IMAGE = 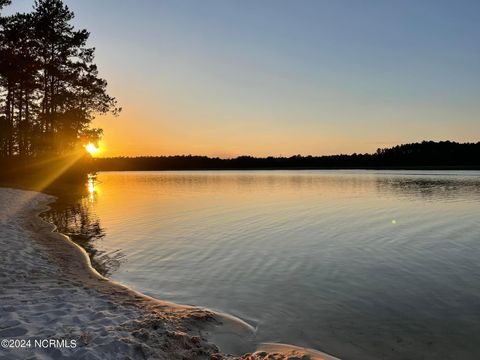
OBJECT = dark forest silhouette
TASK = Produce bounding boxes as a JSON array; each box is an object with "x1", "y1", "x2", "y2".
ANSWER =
[
  {"x1": 0, "y1": 0, "x2": 118, "y2": 159},
  {"x1": 93, "y1": 141, "x2": 480, "y2": 171}
]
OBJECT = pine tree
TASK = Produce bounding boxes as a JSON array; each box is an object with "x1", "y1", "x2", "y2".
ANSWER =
[{"x1": 33, "y1": 0, "x2": 119, "y2": 155}]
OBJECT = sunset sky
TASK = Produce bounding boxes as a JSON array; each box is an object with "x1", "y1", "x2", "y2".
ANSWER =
[{"x1": 9, "y1": 0, "x2": 480, "y2": 157}]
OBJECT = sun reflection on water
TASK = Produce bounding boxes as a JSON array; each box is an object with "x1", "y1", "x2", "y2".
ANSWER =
[{"x1": 87, "y1": 174, "x2": 98, "y2": 202}]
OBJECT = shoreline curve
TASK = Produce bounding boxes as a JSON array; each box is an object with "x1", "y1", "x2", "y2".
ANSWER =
[{"x1": 1, "y1": 187, "x2": 340, "y2": 360}]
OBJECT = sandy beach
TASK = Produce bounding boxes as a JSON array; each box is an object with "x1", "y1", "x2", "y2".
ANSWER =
[{"x1": 0, "y1": 187, "x2": 337, "y2": 360}]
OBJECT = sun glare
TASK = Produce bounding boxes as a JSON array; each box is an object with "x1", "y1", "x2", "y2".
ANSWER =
[{"x1": 85, "y1": 142, "x2": 99, "y2": 155}]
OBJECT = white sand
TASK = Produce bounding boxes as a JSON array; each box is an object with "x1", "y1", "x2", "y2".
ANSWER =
[{"x1": 0, "y1": 187, "x2": 338, "y2": 360}]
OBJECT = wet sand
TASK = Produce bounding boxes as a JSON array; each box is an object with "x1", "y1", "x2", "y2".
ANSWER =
[{"x1": 0, "y1": 187, "x2": 338, "y2": 359}]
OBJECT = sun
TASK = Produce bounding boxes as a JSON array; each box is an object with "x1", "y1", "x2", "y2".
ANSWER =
[{"x1": 85, "y1": 142, "x2": 99, "y2": 156}]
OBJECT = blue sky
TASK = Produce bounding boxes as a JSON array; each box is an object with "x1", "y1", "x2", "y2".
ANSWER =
[{"x1": 7, "y1": 0, "x2": 480, "y2": 156}]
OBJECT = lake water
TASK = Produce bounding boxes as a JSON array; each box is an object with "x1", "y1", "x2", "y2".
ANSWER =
[{"x1": 46, "y1": 170, "x2": 480, "y2": 359}]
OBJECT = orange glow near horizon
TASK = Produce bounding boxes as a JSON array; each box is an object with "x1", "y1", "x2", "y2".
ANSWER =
[{"x1": 91, "y1": 109, "x2": 479, "y2": 159}]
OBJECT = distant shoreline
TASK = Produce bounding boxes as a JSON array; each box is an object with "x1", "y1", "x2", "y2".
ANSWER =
[
  {"x1": 91, "y1": 141, "x2": 480, "y2": 172},
  {"x1": 93, "y1": 165, "x2": 480, "y2": 171},
  {"x1": 1, "y1": 141, "x2": 479, "y2": 177}
]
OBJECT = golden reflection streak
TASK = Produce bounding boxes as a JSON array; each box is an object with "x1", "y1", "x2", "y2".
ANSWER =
[{"x1": 87, "y1": 174, "x2": 98, "y2": 202}]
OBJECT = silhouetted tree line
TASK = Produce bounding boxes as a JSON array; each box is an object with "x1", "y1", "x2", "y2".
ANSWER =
[
  {"x1": 93, "y1": 141, "x2": 480, "y2": 171},
  {"x1": 0, "y1": 0, "x2": 118, "y2": 158}
]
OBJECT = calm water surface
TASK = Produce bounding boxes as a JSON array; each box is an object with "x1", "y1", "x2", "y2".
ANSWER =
[{"x1": 48, "y1": 171, "x2": 480, "y2": 359}]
